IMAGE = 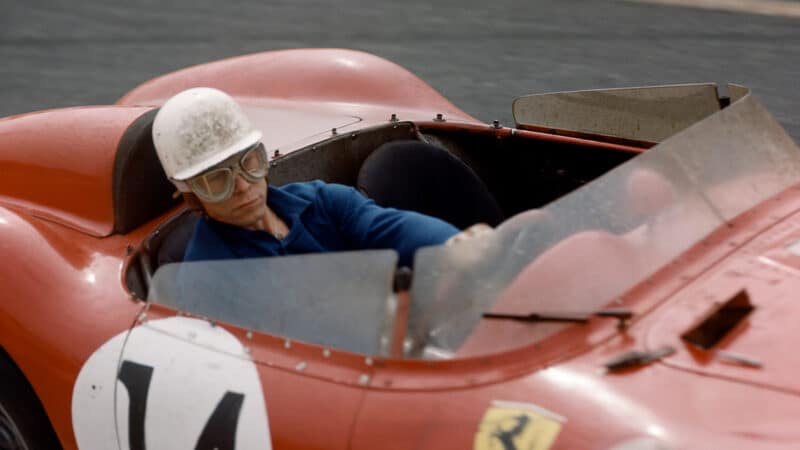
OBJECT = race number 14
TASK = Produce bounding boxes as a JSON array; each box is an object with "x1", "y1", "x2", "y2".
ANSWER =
[{"x1": 118, "y1": 360, "x2": 244, "y2": 450}]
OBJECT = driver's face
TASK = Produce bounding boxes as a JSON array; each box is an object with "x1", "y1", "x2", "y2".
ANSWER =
[{"x1": 201, "y1": 174, "x2": 268, "y2": 229}]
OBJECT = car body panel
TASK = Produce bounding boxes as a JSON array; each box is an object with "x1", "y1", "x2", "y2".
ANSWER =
[
  {"x1": 118, "y1": 48, "x2": 480, "y2": 158},
  {"x1": 134, "y1": 305, "x2": 373, "y2": 450},
  {"x1": 353, "y1": 188, "x2": 800, "y2": 450},
  {"x1": 239, "y1": 101, "x2": 362, "y2": 156},
  {"x1": 0, "y1": 204, "x2": 152, "y2": 448},
  {"x1": 0, "y1": 106, "x2": 152, "y2": 236},
  {"x1": 646, "y1": 205, "x2": 800, "y2": 394},
  {"x1": 118, "y1": 48, "x2": 475, "y2": 117},
  {"x1": 2, "y1": 48, "x2": 800, "y2": 449}
]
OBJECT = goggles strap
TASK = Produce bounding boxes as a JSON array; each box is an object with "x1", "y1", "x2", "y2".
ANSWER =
[{"x1": 170, "y1": 179, "x2": 192, "y2": 193}]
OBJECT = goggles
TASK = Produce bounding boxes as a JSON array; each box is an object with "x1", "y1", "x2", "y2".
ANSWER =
[{"x1": 184, "y1": 143, "x2": 269, "y2": 203}]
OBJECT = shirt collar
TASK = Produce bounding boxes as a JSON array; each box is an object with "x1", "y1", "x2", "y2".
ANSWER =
[{"x1": 266, "y1": 184, "x2": 312, "y2": 222}]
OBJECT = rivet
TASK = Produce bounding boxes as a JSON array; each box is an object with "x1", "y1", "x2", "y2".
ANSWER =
[
  {"x1": 284, "y1": 340, "x2": 292, "y2": 349},
  {"x1": 364, "y1": 357, "x2": 374, "y2": 366},
  {"x1": 358, "y1": 374, "x2": 370, "y2": 385},
  {"x1": 136, "y1": 312, "x2": 147, "y2": 323},
  {"x1": 492, "y1": 120, "x2": 501, "y2": 129},
  {"x1": 296, "y1": 361, "x2": 307, "y2": 372},
  {"x1": 434, "y1": 113, "x2": 445, "y2": 122},
  {"x1": 246, "y1": 330, "x2": 253, "y2": 340},
  {"x1": 323, "y1": 349, "x2": 331, "y2": 358},
  {"x1": 390, "y1": 113, "x2": 398, "y2": 122},
  {"x1": 331, "y1": 128, "x2": 338, "y2": 135},
  {"x1": 273, "y1": 149, "x2": 281, "y2": 158}
]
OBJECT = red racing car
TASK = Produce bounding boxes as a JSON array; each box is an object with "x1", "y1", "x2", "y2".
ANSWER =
[{"x1": 2, "y1": 48, "x2": 800, "y2": 450}]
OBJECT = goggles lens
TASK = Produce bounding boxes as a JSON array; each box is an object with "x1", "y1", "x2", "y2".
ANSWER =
[{"x1": 188, "y1": 143, "x2": 268, "y2": 203}]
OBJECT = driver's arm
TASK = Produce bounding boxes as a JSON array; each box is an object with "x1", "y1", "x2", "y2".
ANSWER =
[{"x1": 318, "y1": 183, "x2": 459, "y2": 266}]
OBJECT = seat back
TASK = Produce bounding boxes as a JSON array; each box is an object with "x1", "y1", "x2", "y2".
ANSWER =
[
  {"x1": 357, "y1": 140, "x2": 504, "y2": 229},
  {"x1": 112, "y1": 109, "x2": 180, "y2": 234}
]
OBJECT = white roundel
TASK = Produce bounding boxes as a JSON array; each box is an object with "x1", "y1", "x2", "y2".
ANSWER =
[{"x1": 72, "y1": 316, "x2": 271, "y2": 450}]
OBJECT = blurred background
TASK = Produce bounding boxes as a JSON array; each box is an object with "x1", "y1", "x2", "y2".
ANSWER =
[{"x1": 2, "y1": 0, "x2": 798, "y2": 140}]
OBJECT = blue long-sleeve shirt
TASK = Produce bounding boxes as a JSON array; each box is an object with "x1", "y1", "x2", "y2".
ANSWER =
[{"x1": 184, "y1": 180, "x2": 459, "y2": 267}]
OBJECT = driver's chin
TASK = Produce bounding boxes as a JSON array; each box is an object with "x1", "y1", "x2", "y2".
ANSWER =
[
  {"x1": 204, "y1": 179, "x2": 267, "y2": 228},
  {"x1": 232, "y1": 202, "x2": 267, "y2": 229}
]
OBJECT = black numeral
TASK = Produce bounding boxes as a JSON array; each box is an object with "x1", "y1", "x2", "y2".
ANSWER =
[
  {"x1": 118, "y1": 361, "x2": 153, "y2": 450},
  {"x1": 117, "y1": 359, "x2": 244, "y2": 450},
  {"x1": 195, "y1": 392, "x2": 245, "y2": 450}
]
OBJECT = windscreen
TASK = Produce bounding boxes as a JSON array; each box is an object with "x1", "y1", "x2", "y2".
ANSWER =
[
  {"x1": 512, "y1": 83, "x2": 722, "y2": 142},
  {"x1": 148, "y1": 250, "x2": 398, "y2": 355},
  {"x1": 408, "y1": 91, "x2": 800, "y2": 358}
]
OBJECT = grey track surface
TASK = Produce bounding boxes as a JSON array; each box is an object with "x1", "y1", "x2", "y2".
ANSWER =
[{"x1": 2, "y1": 0, "x2": 799, "y2": 140}]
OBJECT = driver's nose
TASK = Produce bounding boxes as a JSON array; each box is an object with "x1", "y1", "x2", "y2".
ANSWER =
[{"x1": 233, "y1": 173, "x2": 250, "y2": 195}]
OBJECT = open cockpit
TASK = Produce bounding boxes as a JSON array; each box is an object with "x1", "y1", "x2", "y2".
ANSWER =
[{"x1": 124, "y1": 113, "x2": 641, "y2": 299}]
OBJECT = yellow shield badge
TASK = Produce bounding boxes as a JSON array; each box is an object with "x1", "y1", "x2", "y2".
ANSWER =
[{"x1": 475, "y1": 400, "x2": 565, "y2": 450}]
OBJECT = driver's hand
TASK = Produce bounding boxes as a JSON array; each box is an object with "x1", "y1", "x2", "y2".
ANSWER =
[{"x1": 445, "y1": 223, "x2": 494, "y2": 246}]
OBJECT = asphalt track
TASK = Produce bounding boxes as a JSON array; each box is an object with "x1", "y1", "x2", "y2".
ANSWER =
[{"x1": 2, "y1": 0, "x2": 799, "y2": 141}]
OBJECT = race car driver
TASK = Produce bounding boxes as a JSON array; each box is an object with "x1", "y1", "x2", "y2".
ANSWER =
[{"x1": 151, "y1": 87, "x2": 474, "y2": 267}]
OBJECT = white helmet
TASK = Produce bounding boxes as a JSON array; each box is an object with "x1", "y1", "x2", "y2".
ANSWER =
[{"x1": 152, "y1": 87, "x2": 262, "y2": 190}]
